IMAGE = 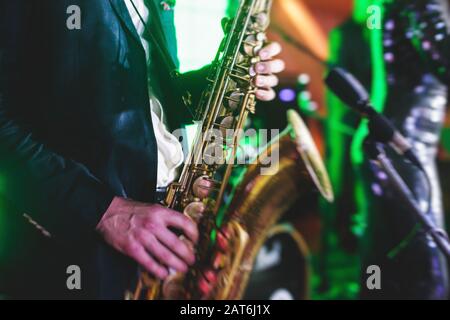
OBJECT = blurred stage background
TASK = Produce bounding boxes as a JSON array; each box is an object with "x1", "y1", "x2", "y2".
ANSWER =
[{"x1": 173, "y1": 0, "x2": 450, "y2": 299}]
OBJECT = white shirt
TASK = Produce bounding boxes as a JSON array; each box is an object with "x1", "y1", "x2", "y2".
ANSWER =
[{"x1": 125, "y1": 0, "x2": 184, "y2": 188}]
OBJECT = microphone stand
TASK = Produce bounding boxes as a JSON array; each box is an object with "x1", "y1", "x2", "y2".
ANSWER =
[{"x1": 364, "y1": 140, "x2": 450, "y2": 260}]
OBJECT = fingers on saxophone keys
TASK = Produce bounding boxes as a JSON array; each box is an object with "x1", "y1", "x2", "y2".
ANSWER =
[
  {"x1": 136, "y1": 230, "x2": 188, "y2": 273},
  {"x1": 154, "y1": 227, "x2": 196, "y2": 266},
  {"x1": 258, "y1": 41, "x2": 282, "y2": 60},
  {"x1": 164, "y1": 212, "x2": 199, "y2": 245},
  {"x1": 254, "y1": 59, "x2": 285, "y2": 75},
  {"x1": 256, "y1": 88, "x2": 276, "y2": 101},
  {"x1": 253, "y1": 74, "x2": 279, "y2": 88},
  {"x1": 126, "y1": 241, "x2": 169, "y2": 279}
]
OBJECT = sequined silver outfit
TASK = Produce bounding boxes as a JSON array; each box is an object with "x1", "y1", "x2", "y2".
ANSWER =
[{"x1": 361, "y1": 0, "x2": 449, "y2": 299}]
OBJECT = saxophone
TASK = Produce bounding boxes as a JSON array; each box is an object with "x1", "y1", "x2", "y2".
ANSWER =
[{"x1": 128, "y1": 0, "x2": 333, "y2": 300}]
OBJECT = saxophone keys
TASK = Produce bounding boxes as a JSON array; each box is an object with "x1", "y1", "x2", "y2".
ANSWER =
[
  {"x1": 253, "y1": 12, "x2": 270, "y2": 30},
  {"x1": 216, "y1": 230, "x2": 229, "y2": 252},
  {"x1": 192, "y1": 176, "x2": 213, "y2": 199},
  {"x1": 229, "y1": 72, "x2": 252, "y2": 83},
  {"x1": 242, "y1": 40, "x2": 257, "y2": 56},
  {"x1": 203, "y1": 269, "x2": 218, "y2": 284},
  {"x1": 183, "y1": 202, "x2": 205, "y2": 222},
  {"x1": 217, "y1": 224, "x2": 232, "y2": 251},
  {"x1": 197, "y1": 269, "x2": 220, "y2": 298},
  {"x1": 161, "y1": 273, "x2": 186, "y2": 300},
  {"x1": 218, "y1": 116, "x2": 236, "y2": 140},
  {"x1": 250, "y1": 55, "x2": 262, "y2": 65},
  {"x1": 246, "y1": 100, "x2": 257, "y2": 114},
  {"x1": 203, "y1": 142, "x2": 227, "y2": 166},
  {"x1": 249, "y1": 65, "x2": 257, "y2": 77},
  {"x1": 252, "y1": 33, "x2": 266, "y2": 56},
  {"x1": 224, "y1": 91, "x2": 243, "y2": 111},
  {"x1": 198, "y1": 276, "x2": 213, "y2": 298},
  {"x1": 212, "y1": 252, "x2": 226, "y2": 270},
  {"x1": 255, "y1": 32, "x2": 267, "y2": 42},
  {"x1": 242, "y1": 33, "x2": 265, "y2": 57}
]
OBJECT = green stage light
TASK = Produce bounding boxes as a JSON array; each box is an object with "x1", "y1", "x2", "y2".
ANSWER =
[
  {"x1": 175, "y1": 0, "x2": 228, "y2": 73},
  {"x1": 350, "y1": 0, "x2": 387, "y2": 238},
  {"x1": 351, "y1": 0, "x2": 387, "y2": 165}
]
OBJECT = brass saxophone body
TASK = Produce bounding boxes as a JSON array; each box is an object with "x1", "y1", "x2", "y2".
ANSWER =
[
  {"x1": 222, "y1": 110, "x2": 334, "y2": 299},
  {"x1": 129, "y1": 0, "x2": 333, "y2": 300}
]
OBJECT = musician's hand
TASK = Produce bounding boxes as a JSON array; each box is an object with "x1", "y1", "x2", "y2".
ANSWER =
[
  {"x1": 97, "y1": 197, "x2": 199, "y2": 280},
  {"x1": 252, "y1": 42, "x2": 285, "y2": 101}
]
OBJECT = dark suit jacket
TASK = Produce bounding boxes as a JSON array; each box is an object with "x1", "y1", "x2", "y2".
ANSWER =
[{"x1": 0, "y1": 0, "x2": 206, "y2": 299}]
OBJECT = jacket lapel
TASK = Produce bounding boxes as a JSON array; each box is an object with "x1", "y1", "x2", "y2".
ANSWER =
[
  {"x1": 108, "y1": 0, "x2": 188, "y2": 106},
  {"x1": 108, "y1": 0, "x2": 143, "y2": 49},
  {"x1": 109, "y1": 0, "x2": 177, "y2": 72}
]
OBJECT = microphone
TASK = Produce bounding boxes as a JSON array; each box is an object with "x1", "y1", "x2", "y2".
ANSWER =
[{"x1": 325, "y1": 67, "x2": 423, "y2": 169}]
